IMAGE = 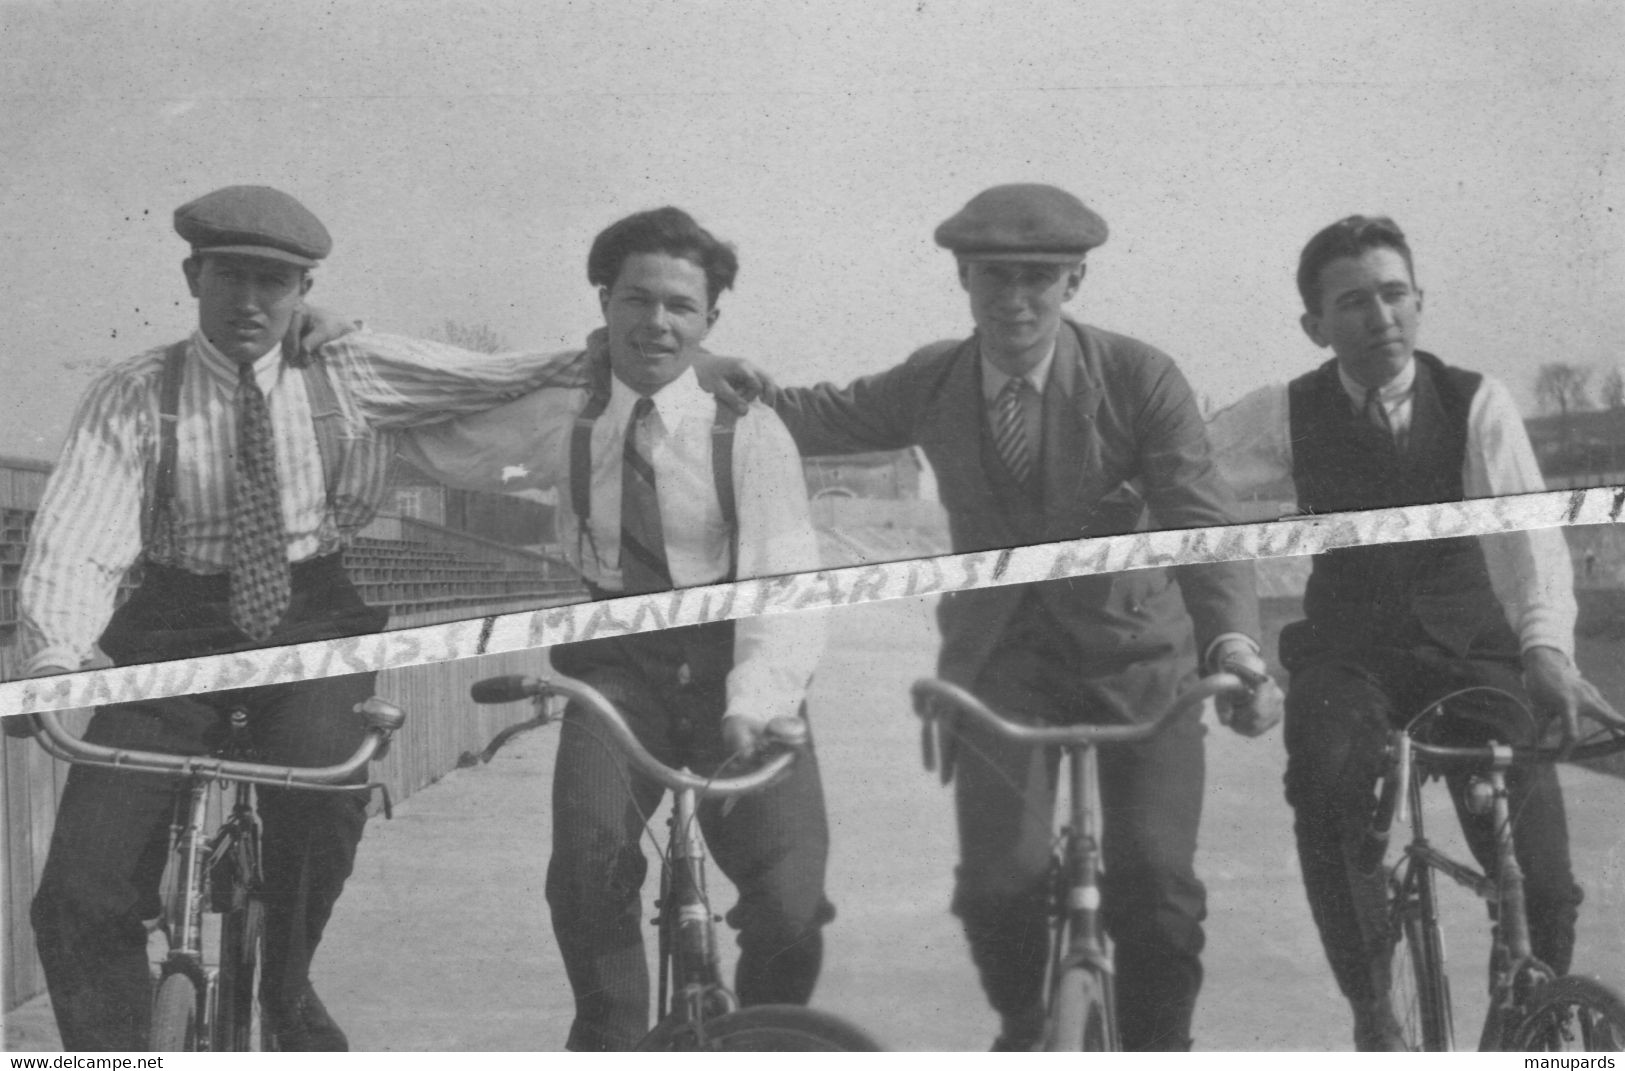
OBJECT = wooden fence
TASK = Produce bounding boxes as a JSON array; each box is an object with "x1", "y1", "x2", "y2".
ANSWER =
[{"x1": 2, "y1": 607, "x2": 564, "y2": 1013}]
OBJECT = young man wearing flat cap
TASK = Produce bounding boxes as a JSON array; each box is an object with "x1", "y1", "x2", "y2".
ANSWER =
[
  {"x1": 15, "y1": 184, "x2": 585, "y2": 1050},
  {"x1": 1209, "y1": 214, "x2": 1622, "y2": 1050},
  {"x1": 712, "y1": 183, "x2": 1284, "y2": 1051}
]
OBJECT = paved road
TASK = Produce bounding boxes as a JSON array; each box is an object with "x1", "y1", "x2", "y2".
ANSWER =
[{"x1": 8, "y1": 596, "x2": 1625, "y2": 1050}]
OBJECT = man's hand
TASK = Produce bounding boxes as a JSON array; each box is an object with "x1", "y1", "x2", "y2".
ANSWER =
[
  {"x1": 693, "y1": 353, "x2": 774, "y2": 415},
  {"x1": 721, "y1": 712, "x2": 767, "y2": 760},
  {"x1": 1523, "y1": 645, "x2": 1624, "y2": 753},
  {"x1": 1211, "y1": 640, "x2": 1284, "y2": 738},
  {"x1": 291, "y1": 305, "x2": 361, "y2": 358}
]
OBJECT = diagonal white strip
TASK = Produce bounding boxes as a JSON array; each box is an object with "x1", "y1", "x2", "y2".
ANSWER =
[{"x1": 2, "y1": 484, "x2": 1621, "y2": 720}]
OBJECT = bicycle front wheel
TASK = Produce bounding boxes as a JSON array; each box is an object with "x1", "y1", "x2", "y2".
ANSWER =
[
  {"x1": 1390, "y1": 861, "x2": 1453, "y2": 1051},
  {"x1": 638, "y1": 1005, "x2": 882, "y2": 1051},
  {"x1": 1044, "y1": 964, "x2": 1112, "y2": 1051},
  {"x1": 1509, "y1": 975, "x2": 1625, "y2": 1051},
  {"x1": 216, "y1": 898, "x2": 265, "y2": 1051},
  {"x1": 150, "y1": 972, "x2": 199, "y2": 1051}
]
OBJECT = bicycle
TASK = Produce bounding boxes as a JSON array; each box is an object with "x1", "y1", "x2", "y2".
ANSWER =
[
  {"x1": 909, "y1": 671, "x2": 1252, "y2": 1052},
  {"x1": 468, "y1": 672, "x2": 882, "y2": 1051},
  {"x1": 22, "y1": 697, "x2": 404, "y2": 1051},
  {"x1": 1367, "y1": 688, "x2": 1625, "y2": 1051}
]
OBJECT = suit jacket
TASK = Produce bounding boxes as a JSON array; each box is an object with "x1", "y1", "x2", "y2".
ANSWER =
[{"x1": 769, "y1": 318, "x2": 1258, "y2": 723}]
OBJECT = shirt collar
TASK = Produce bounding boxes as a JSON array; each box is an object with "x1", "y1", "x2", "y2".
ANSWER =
[
  {"x1": 980, "y1": 339, "x2": 1057, "y2": 403},
  {"x1": 606, "y1": 362, "x2": 711, "y2": 429},
  {"x1": 192, "y1": 329, "x2": 288, "y2": 393},
  {"x1": 1337, "y1": 356, "x2": 1415, "y2": 408}
]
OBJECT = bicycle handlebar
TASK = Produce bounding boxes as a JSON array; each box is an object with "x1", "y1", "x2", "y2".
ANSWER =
[
  {"x1": 911, "y1": 672, "x2": 1252, "y2": 750},
  {"x1": 1405, "y1": 731, "x2": 1625, "y2": 770},
  {"x1": 469, "y1": 674, "x2": 799, "y2": 798},
  {"x1": 27, "y1": 697, "x2": 405, "y2": 789}
]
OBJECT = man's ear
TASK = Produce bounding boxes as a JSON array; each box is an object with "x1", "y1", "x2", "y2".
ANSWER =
[
  {"x1": 705, "y1": 305, "x2": 721, "y2": 333},
  {"x1": 299, "y1": 273, "x2": 314, "y2": 300},
  {"x1": 598, "y1": 286, "x2": 610, "y2": 321},
  {"x1": 1300, "y1": 310, "x2": 1328, "y2": 349},
  {"x1": 1064, "y1": 261, "x2": 1086, "y2": 299},
  {"x1": 956, "y1": 260, "x2": 971, "y2": 291},
  {"x1": 183, "y1": 257, "x2": 203, "y2": 298}
]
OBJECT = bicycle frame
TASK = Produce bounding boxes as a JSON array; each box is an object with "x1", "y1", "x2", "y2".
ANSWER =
[
  {"x1": 656, "y1": 782, "x2": 739, "y2": 1029},
  {"x1": 1048, "y1": 740, "x2": 1119, "y2": 1050},
  {"x1": 1379, "y1": 714, "x2": 1625, "y2": 1052}
]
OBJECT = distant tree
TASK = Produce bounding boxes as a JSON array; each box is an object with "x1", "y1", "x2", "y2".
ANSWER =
[
  {"x1": 1533, "y1": 362, "x2": 1592, "y2": 417},
  {"x1": 426, "y1": 319, "x2": 508, "y2": 354},
  {"x1": 1600, "y1": 365, "x2": 1625, "y2": 411}
]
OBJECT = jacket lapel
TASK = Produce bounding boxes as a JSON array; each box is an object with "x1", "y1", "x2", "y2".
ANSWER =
[{"x1": 1040, "y1": 322, "x2": 1103, "y2": 535}]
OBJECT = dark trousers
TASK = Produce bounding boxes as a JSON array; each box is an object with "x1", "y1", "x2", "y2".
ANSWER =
[
  {"x1": 31, "y1": 557, "x2": 384, "y2": 1051},
  {"x1": 1283, "y1": 647, "x2": 1580, "y2": 1005},
  {"x1": 546, "y1": 631, "x2": 833, "y2": 1052},
  {"x1": 953, "y1": 601, "x2": 1208, "y2": 1052}
]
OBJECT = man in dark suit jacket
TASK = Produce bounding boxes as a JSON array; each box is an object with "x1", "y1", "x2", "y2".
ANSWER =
[{"x1": 732, "y1": 184, "x2": 1283, "y2": 1050}]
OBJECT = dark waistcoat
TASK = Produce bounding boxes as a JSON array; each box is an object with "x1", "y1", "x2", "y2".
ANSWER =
[{"x1": 1286, "y1": 351, "x2": 1519, "y2": 662}]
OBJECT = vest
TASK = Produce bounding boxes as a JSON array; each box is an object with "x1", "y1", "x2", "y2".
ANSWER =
[{"x1": 1284, "y1": 351, "x2": 1519, "y2": 662}]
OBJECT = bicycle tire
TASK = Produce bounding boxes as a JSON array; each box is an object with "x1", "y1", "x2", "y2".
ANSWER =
[
  {"x1": 1044, "y1": 964, "x2": 1111, "y2": 1051},
  {"x1": 1389, "y1": 861, "x2": 1453, "y2": 1051},
  {"x1": 217, "y1": 897, "x2": 264, "y2": 1051},
  {"x1": 150, "y1": 972, "x2": 199, "y2": 1051},
  {"x1": 1509, "y1": 975, "x2": 1625, "y2": 1051},
  {"x1": 637, "y1": 1004, "x2": 882, "y2": 1051}
]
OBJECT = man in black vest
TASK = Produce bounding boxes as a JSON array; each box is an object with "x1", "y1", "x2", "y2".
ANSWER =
[{"x1": 1210, "y1": 215, "x2": 1621, "y2": 1049}]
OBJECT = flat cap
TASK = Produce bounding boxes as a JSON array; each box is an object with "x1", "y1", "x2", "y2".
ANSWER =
[
  {"x1": 174, "y1": 185, "x2": 331, "y2": 268},
  {"x1": 934, "y1": 183, "x2": 1107, "y2": 262}
]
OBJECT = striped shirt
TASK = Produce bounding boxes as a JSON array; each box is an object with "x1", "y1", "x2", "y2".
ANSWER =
[
  {"x1": 400, "y1": 332, "x2": 826, "y2": 727},
  {"x1": 21, "y1": 329, "x2": 578, "y2": 672}
]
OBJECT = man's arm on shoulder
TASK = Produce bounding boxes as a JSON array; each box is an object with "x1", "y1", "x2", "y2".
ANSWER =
[
  {"x1": 722, "y1": 405, "x2": 827, "y2": 747},
  {"x1": 319, "y1": 328, "x2": 591, "y2": 429},
  {"x1": 19, "y1": 370, "x2": 150, "y2": 673},
  {"x1": 1466, "y1": 376, "x2": 1621, "y2": 738},
  {"x1": 752, "y1": 344, "x2": 954, "y2": 456}
]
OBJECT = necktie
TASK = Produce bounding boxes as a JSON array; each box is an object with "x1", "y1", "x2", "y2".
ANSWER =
[
  {"x1": 992, "y1": 377, "x2": 1035, "y2": 488},
  {"x1": 619, "y1": 396, "x2": 673, "y2": 594},
  {"x1": 1363, "y1": 385, "x2": 1396, "y2": 443},
  {"x1": 229, "y1": 362, "x2": 291, "y2": 641}
]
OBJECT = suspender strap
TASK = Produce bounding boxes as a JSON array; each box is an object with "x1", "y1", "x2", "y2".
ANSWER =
[
  {"x1": 146, "y1": 340, "x2": 190, "y2": 550},
  {"x1": 299, "y1": 358, "x2": 343, "y2": 509},
  {"x1": 567, "y1": 384, "x2": 743, "y2": 585},
  {"x1": 711, "y1": 401, "x2": 740, "y2": 580}
]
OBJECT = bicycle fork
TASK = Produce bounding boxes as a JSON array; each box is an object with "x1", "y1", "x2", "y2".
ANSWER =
[
  {"x1": 660, "y1": 786, "x2": 736, "y2": 1026},
  {"x1": 1052, "y1": 744, "x2": 1120, "y2": 1050}
]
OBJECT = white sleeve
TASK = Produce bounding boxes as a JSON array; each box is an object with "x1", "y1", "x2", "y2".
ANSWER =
[
  {"x1": 397, "y1": 387, "x2": 577, "y2": 499},
  {"x1": 725, "y1": 406, "x2": 825, "y2": 725},
  {"x1": 1464, "y1": 376, "x2": 1576, "y2": 657},
  {"x1": 1205, "y1": 383, "x2": 1296, "y2": 505}
]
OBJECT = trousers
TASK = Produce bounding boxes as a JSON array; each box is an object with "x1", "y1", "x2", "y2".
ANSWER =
[
  {"x1": 1282, "y1": 645, "x2": 1580, "y2": 1005},
  {"x1": 31, "y1": 557, "x2": 384, "y2": 1051},
  {"x1": 952, "y1": 596, "x2": 1208, "y2": 1052},
  {"x1": 545, "y1": 626, "x2": 833, "y2": 1051}
]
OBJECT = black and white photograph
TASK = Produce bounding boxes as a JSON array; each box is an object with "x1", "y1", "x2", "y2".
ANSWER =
[{"x1": 3, "y1": 0, "x2": 1624, "y2": 1054}]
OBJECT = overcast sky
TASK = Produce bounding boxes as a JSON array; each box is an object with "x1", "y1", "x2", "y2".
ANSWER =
[{"x1": 3, "y1": 0, "x2": 1621, "y2": 461}]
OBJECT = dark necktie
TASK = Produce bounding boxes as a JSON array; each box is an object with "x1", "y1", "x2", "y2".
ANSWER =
[
  {"x1": 229, "y1": 362, "x2": 291, "y2": 641},
  {"x1": 619, "y1": 396, "x2": 673, "y2": 594},
  {"x1": 992, "y1": 377, "x2": 1035, "y2": 488}
]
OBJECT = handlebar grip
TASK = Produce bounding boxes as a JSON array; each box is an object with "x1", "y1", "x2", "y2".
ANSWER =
[
  {"x1": 355, "y1": 696, "x2": 405, "y2": 734},
  {"x1": 470, "y1": 675, "x2": 543, "y2": 704},
  {"x1": 762, "y1": 715, "x2": 809, "y2": 752}
]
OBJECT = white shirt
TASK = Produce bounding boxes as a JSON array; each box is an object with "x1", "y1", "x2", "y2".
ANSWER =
[
  {"x1": 400, "y1": 346, "x2": 825, "y2": 727},
  {"x1": 1207, "y1": 360, "x2": 1576, "y2": 657}
]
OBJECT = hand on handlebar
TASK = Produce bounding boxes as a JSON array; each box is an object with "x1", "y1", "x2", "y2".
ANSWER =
[
  {"x1": 1213, "y1": 646, "x2": 1284, "y2": 738},
  {"x1": 721, "y1": 713, "x2": 808, "y2": 763},
  {"x1": 1523, "y1": 645, "x2": 1625, "y2": 757}
]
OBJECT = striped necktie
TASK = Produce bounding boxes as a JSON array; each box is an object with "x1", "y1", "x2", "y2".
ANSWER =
[
  {"x1": 992, "y1": 377, "x2": 1035, "y2": 488},
  {"x1": 620, "y1": 396, "x2": 673, "y2": 594},
  {"x1": 228, "y1": 362, "x2": 291, "y2": 641},
  {"x1": 1363, "y1": 385, "x2": 1397, "y2": 444}
]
